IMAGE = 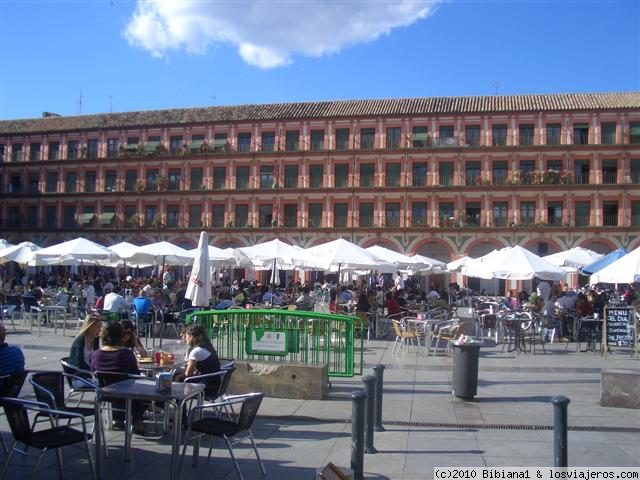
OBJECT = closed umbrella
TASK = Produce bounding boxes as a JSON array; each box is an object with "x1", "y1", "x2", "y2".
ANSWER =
[{"x1": 185, "y1": 231, "x2": 212, "y2": 308}]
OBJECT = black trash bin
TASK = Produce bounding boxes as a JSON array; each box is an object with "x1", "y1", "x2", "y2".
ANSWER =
[{"x1": 452, "y1": 341, "x2": 482, "y2": 400}]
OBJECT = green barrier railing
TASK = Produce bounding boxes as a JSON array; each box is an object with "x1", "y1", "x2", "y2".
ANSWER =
[{"x1": 186, "y1": 309, "x2": 364, "y2": 377}]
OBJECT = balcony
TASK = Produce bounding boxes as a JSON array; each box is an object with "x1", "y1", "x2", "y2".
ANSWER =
[
  {"x1": 574, "y1": 215, "x2": 590, "y2": 227},
  {"x1": 360, "y1": 138, "x2": 375, "y2": 150},
  {"x1": 465, "y1": 173, "x2": 481, "y2": 186},
  {"x1": 438, "y1": 174, "x2": 454, "y2": 186},
  {"x1": 335, "y1": 176, "x2": 349, "y2": 188},
  {"x1": 283, "y1": 216, "x2": 297, "y2": 227},
  {"x1": 309, "y1": 177, "x2": 323, "y2": 188},
  {"x1": 335, "y1": 139, "x2": 350, "y2": 150},
  {"x1": 283, "y1": 177, "x2": 298, "y2": 189},
  {"x1": 492, "y1": 217, "x2": 509, "y2": 227},
  {"x1": 285, "y1": 141, "x2": 299, "y2": 152},
  {"x1": 386, "y1": 138, "x2": 401, "y2": 149},
  {"x1": 432, "y1": 137, "x2": 460, "y2": 148},
  {"x1": 492, "y1": 175, "x2": 508, "y2": 186},
  {"x1": 385, "y1": 218, "x2": 400, "y2": 228},
  {"x1": 574, "y1": 173, "x2": 589, "y2": 185},
  {"x1": 385, "y1": 175, "x2": 400, "y2": 187},
  {"x1": 360, "y1": 217, "x2": 374, "y2": 228},
  {"x1": 603, "y1": 214, "x2": 618, "y2": 227},
  {"x1": 411, "y1": 219, "x2": 428, "y2": 227},
  {"x1": 412, "y1": 177, "x2": 428, "y2": 187},
  {"x1": 360, "y1": 176, "x2": 374, "y2": 188},
  {"x1": 547, "y1": 217, "x2": 564, "y2": 227},
  {"x1": 308, "y1": 218, "x2": 322, "y2": 228},
  {"x1": 334, "y1": 217, "x2": 348, "y2": 228},
  {"x1": 602, "y1": 172, "x2": 618, "y2": 184}
]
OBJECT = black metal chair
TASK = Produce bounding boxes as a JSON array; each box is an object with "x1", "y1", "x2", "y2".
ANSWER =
[
  {"x1": 0, "y1": 397, "x2": 96, "y2": 480},
  {"x1": 29, "y1": 371, "x2": 97, "y2": 425},
  {"x1": 60, "y1": 356, "x2": 95, "y2": 406},
  {"x1": 0, "y1": 370, "x2": 28, "y2": 454},
  {"x1": 181, "y1": 392, "x2": 266, "y2": 480}
]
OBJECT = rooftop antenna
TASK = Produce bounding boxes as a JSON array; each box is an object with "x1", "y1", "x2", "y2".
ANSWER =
[
  {"x1": 76, "y1": 88, "x2": 83, "y2": 115},
  {"x1": 492, "y1": 81, "x2": 500, "y2": 96}
]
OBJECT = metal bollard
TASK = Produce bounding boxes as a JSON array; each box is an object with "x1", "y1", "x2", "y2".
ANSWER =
[
  {"x1": 551, "y1": 395, "x2": 570, "y2": 467},
  {"x1": 372, "y1": 364, "x2": 386, "y2": 432},
  {"x1": 351, "y1": 390, "x2": 366, "y2": 480},
  {"x1": 362, "y1": 375, "x2": 377, "y2": 454}
]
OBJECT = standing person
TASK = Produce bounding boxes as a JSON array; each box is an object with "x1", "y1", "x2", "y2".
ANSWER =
[
  {"x1": 394, "y1": 272, "x2": 405, "y2": 292},
  {"x1": 0, "y1": 324, "x2": 25, "y2": 375},
  {"x1": 69, "y1": 314, "x2": 102, "y2": 372},
  {"x1": 91, "y1": 321, "x2": 147, "y2": 434}
]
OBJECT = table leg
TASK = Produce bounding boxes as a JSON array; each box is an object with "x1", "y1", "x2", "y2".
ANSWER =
[
  {"x1": 124, "y1": 399, "x2": 132, "y2": 462},
  {"x1": 95, "y1": 394, "x2": 103, "y2": 479}
]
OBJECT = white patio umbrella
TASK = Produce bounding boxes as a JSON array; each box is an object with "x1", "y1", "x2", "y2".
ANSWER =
[
  {"x1": 34, "y1": 237, "x2": 115, "y2": 265},
  {"x1": 300, "y1": 239, "x2": 383, "y2": 277},
  {"x1": 543, "y1": 247, "x2": 603, "y2": 270},
  {"x1": 187, "y1": 245, "x2": 236, "y2": 266},
  {"x1": 235, "y1": 239, "x2": 307, "y2": 286},
  {"x1": 0, "y1": 241, "x2": 40, "y2": 265},
  {"x1": 590, "y1": 246, "x2": 640, "y2": 284},
  {"x1": 0, "y1": 239, "x2": 14, "y2": 251},
  {"x1": 464, "y1": 245, "x2": 566, "y2": 281},
  {"x1": 104, "y1": 241, "x2": 153, "y2": 268},
  {"x1": 366, "y1": 245, "x2": 431, "y2": 272},
  {"x1": 409, "y1": 254, "x2": 447, "y2": 273},
  {"x1": 127, "y1": 241, "x2": 192, "y2": 270},
  {"x1": 185, "y1": 231, "x2": 212, "y2": 307},
  {"x1": 446, "y1": 255, "x2": 474, "y2": 273}
]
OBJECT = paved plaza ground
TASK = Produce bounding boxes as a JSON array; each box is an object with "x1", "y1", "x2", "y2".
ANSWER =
[{"x1": 1, "y1": 322, "x2": 639, "y2": 479}]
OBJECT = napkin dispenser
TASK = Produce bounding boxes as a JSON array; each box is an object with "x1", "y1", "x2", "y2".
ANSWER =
[{"x1": 156, "y1": 372, "x2": 172, "y2": 393}]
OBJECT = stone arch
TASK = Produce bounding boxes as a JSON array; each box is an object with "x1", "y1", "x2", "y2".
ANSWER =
[
  {"x1": 411, "y1": 238, "x2": 454, "y2": 263},
  {"x1": 361, "y1": 237, "x2": 403, "y2": 251},
  {"x1": 127, "y1": 235, "x2": 154, "y2": 246},
  {"x1": 465, "y1": 238, "x2": 506, "y2": 257},
  {"x1": 172, "y1": 237, "x2": 197, "y2": 249},
  {"x1": 578, "y1": 237, "x2": 617, "y2": 254},
  {"x1": 214, "y1": 238, "x2": 245, "y2": 249},
  {"x1": 522, "y1": 237, "x2": 563, "y2": 256}
]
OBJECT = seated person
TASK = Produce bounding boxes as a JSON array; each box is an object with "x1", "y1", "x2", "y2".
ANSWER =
[
  {"x1": 262, "y1": 287, "x2": 283, "y2": 306},
  {"x1": 133, "y1": 289, "x2": 153, "y2": 327},
  {"x1": 386, "y1": 292, "x2": 402, "y2": 321},
  {"x1": 295, "y1": 286, "x2": 315, "y2": 311},
  {"x1": 0, "y1": 324, "x2": 25, "y2": 375},
  {"x1": 103, "y1": 287, "x2": 127, "y2": 313},
  {"x1": 214, "y1": 292, "x2": 235, "y2": 310},
  {"x1": 69, "y1": 314, "x2": 102, "y2": 373},
  {"x1": 91, "y1": 321, "x2": 147, "y2": 434},
  {"x1": 173, "y1": 325, "x2": 221, "y2": 391},
  {"x1": 120, "y1": 319, "x2": 147, "y2": 356}
]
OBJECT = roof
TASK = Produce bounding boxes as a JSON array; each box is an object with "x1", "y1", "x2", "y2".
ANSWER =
[{"x1": 1, "y1": 92, "x2": 639, "y2": 136}]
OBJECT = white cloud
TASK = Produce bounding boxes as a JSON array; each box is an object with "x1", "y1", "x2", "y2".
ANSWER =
[{"x1": 123, "y1": 0, "x2": 439, "y2": 69}]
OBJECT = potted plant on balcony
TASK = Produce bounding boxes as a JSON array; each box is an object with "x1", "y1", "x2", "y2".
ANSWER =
[
  {"x1": 135, "y1": 180, "x2": 145, "y2": 193},
  {"x1": 127, "y1": 213, "x2": 141, "y2": 227},
  {"x1": 151, "y1": 214, "x2": 164, "y2": 229},
  {"x1": 154, "y1": 175, "x2": 167, "y2": 191}
]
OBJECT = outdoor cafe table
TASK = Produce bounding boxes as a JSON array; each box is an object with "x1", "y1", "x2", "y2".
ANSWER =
[{"x1": 95, "y1": 378, "x2": 205, "y2": 480}]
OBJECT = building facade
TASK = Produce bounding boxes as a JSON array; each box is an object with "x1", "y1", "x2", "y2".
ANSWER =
[{"x1": 1, "y1": 92, "x2": 639, "y2": 265}]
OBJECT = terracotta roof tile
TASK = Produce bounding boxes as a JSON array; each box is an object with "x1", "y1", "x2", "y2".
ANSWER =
[{"x1": 1, "y1": 92, "x2": 639, "y2": 135}]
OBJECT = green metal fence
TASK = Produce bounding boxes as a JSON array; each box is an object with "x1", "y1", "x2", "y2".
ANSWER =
[{"x1": 187, "y1": 309, "x2": 363, "y2": 377}]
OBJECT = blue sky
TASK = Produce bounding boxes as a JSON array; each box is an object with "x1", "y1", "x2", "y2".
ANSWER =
[{"x1": 1, "y1": 0, "x2": 638, "y2": 120}]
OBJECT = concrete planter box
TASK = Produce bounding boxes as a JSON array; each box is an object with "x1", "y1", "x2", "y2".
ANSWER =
[
  {"x1": 228, "y1": 361, "x2": 328, "y2": 400},
  {"x1": 600, "y1": 369, "x2": 640, "y2": 409}
]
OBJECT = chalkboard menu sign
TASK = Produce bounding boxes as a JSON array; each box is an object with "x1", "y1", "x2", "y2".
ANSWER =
[{"x1": 603, "y1": 307, "x2": 635, "y2": 350}]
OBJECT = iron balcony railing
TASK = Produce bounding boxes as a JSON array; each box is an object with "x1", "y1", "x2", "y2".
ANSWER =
[
  {"x1": 335, "y1": 176, "x2": 349, "y2": 188},
  {"x1": 603, "y1": 214, "x2": 618, "y2": 227},
  {"x1": 188, "y1": 309, "x2": 362, "y2": 377},
  {"x1": 573, "y1": 215, "x2": 590, "y2": 227},
  {"x1": 385, "y1": 175, "x2": 401, "y2": 187},
  {"x1": 283, "y1": 177, "x2": 298, "y2": 189},
  {"x1": 360, "y1": 176, "x2": 374, "y2": 188},
  {"x1": 602, "y1": 172, "x2": 618, "y2": 184},
  {"x1": 439, "y1": 174, "x2": 454, "y2": 186},
  {"x1": 334, "y1": 217, "x2": 348, "y2": 228}
]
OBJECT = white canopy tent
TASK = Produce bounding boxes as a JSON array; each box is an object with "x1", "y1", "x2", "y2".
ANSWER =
[
  {"x1": 464, "y1": 245, "x2": 566, "y2": 281},
  {"x1": 446, "y1": 255, "x2": 474, "y2": 273},
  {"x1": 589, "y1": 246, "x2": 640, "y2": 284}
]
